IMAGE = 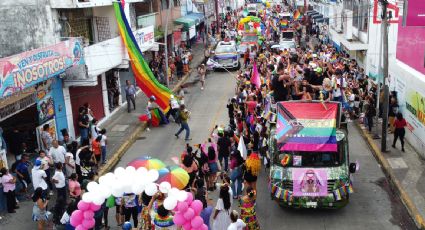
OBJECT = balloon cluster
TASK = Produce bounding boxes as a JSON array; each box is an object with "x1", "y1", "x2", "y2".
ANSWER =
[
  {"x1": 70, "y1": 201, "x2": 100, "y2": 230},
  {"x1": 70, "y1": 166, "x2": 188, "y2": 229},
  {"x1": 173, "y1": 192, "x2": 207, "y2": 230}
]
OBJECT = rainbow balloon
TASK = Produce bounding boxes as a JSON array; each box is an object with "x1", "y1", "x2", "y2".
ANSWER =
[{"x1": 113, "y1": 2, "x2": 172, "y2": 112}]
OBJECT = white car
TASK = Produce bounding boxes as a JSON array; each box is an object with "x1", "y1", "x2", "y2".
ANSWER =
[{"x1": 207, "y1": 41, "x2": 240, "y2": 70}]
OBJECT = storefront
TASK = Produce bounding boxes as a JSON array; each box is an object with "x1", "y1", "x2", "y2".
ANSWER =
[
  {"x1": 174, "y1": 13, "x2": 205, "y2": 47},
  {"x1": 0, "y1": 38, "x2": 85, "y2": 152}
]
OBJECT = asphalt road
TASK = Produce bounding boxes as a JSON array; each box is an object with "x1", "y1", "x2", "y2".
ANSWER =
[{"x1": 115, "y1": 70, "x2": 417, "y2": 230}]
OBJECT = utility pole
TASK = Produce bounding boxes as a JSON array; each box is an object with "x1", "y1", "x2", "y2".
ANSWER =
[
  {"x1": 215, "y1": 0, "x2": 219, "y2": 34},
  {"x1": 164, "y1": 0, "x2": 174, "y2": 88},
  {"x1": 380, "y1": 0, "x2": 390, "y2": 152}
]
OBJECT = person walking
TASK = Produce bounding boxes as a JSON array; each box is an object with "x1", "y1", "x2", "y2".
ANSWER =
[
  {"x1": 41, "y1": 124, "x2": 53, "y2": 152},
  {"x1": 52, "y1": 163, "x2": 66, "y2": 203},
  {"x1": 227, "y1": 210, "x2": 246, "y2": 230},
  {"x1": 49, "y1": 140, "x2": 66, "y2": 165},
  {"x1": 175, "y1": 104, "x2": 192, "y2": 141},
  {"x1": 32, "y1": 187, "x2": 50, "y2": 230},
  {"x1": 212, "y1": 185, "x2": 232, "y2": 230},
  {"x1": 239, "y1": 187, "x2": 260, "y2": 230},
  {"x1": 121, "y1": 193, "x2": 139, "y2": 228},
  {"x1": 32, "y1": 159, "x2": 49, "y2": 196},
  {"x1": 392, "y1": 112, "x2": 407, "y2": 152},
  {"x1": 78, "y1": 107, "x2": 90, "y2": 144},
  {"x1": 1, "y1": 168, "x2": 18, "y2": 213},
  {"x1": 98, "y1": 129, "x2": 108, "y2": 164},
  {"x1": 125, "y1": 80, "x2": 136, "y2": 113},
  {"x1": 198, "y1": 64, "x2": 206, "y2": 90},
  {"x1": 217, "y1": 132, "x2": 231, "y2": 172}
]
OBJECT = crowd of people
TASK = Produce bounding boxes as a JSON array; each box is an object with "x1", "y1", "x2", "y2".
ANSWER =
[{"x1": 0, "y1": 2, "x2": 409, "y2": 230}]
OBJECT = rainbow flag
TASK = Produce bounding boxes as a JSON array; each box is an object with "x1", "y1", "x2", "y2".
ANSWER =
[
  {"x1": 293, "y1": 10, "x2": 303, "y2": 20},
  {"x1": 277, "y1": 102, "x2": 339, "y2": 152},
  {"x1": 280, "y1": 19, "x2": 288, "y2": 28},
  {"x1": 113, "y1": 2, "x2": 173, "y2": 113}
]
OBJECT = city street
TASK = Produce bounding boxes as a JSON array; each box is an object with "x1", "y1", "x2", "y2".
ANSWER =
[{"x1": 111, "y1": 70, "x2": 415, "y2": 230}]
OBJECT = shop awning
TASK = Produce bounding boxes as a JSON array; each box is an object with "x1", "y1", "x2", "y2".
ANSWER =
[
  {"x1": 174, "y1": 16, "x2": 197, "y2": 29},
  {"x1": 185, "y1": 13, "x2": 205, "y2": 25}
]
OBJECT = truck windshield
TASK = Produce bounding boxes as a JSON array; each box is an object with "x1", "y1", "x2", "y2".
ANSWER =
[
  {"x1": 241, "y1": 35, "x2": 258, "y2": 42},
  {"x1": 275, "y1": 141, "x2": 345, "y2": 167}
]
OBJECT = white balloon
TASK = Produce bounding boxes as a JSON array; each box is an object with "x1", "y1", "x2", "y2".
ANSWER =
[
  {"x1": 82, "y1": 192, "x2": 94, "y2": 203},
  {"x1": 136, "y1": 167, "x2": 148, "y2": 175},
  {"x1": 98, "y1": 184, "x2": 112, "y2": 199},
  {"x1": 93, "y1": 196, "x2": 105, "y2": 206},
  {"x1": 112, "y1": 187, "x2": 124, "y2": 197},
  {"x1": 147, "y1": 169, "x2": 159, "y2": 182},
  {"x1": 98, "y1": 176, "x2": 108, "y2": 185},
  {"x1": 163, "y1": 197, "x2": 178, "y2": 210},
  {"x1": 159, "y1": 182, "x2": 171, "y2": 193},
  {"x1": 145, "y1": 183, "x2": 158, "y2": 196},
  {"x1": 168, "y1": 188, "x2": 180, "y2": 197},
  {"x1": 87, "y1": 182, "x2": 99, "y2": 193},
  {"x1": 114, "y1": 167, "x2": 126, "y2": 178},
  {"x1": 176, "y1": 190, "x2": 188, "y2": 202},
  {"x1": 132, "y1": 183, "x2": 146, "y2": 194}
]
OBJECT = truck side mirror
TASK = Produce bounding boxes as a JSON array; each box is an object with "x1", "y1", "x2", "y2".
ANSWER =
[{"x1": 349, "y1": 163, "x2": 357, "y2": 173}]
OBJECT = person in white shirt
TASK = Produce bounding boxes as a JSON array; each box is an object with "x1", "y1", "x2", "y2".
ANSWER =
[
  {"x1": 52, "y1": 163, "x2": 66, "y2": 202},
  {"x1": 98, "y1": 129, "x2": 108, "y2": 164},
  {"x1": 31, "y1": 160, "x2": 48, "y2": 193},
  {"x1": 227, "y1": 210, "x2": 246, "y2": 230},
  {"x1": 49, "y1": 140, "x2": 66, "y2": 164},
  {"x1": 90, "y1": 118, "x2": 100, "y2": 140}
]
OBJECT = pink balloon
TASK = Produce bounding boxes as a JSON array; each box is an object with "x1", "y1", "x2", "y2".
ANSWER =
[
  {"x1": 191, "y1": 216, "x2": 204, "y2": 228},
  {"x1": 90, "y1": 203, "x2": 101, "y2": 211},
  {"x1": 82, "y1": 219, "x2": 95, "y2": 229},
  {"x1": 183, "y1": 208, "x2": 195, "y2": 220},
  {"x1": 185, "y1": 192, "x2": 194, "y2": 204},
  {"x1": 71, "y1": 210, "x2": 83, "y2": 227},
  {"x1": 75, "y1": 225, "x2": 88, "y2": 230},
  {"x1": 173, "y1": 213, "x2": 186, "y2": 226},
  {"x1": 200, "y1": 224, "x2": 208, "y2": 230},
  {"x1": 83, "y1": 210, "x2": 94, "y2": 220},
  {"x1": 183, "y1": 222, "x2": 192, "y2": 230},
  {"x1": 190, "y1": 200, "x2": 203, "y2": 215},
  {"x1": 177, "y1": 202, "x2": 189, "y2": 212},
  {"x1": 77, "y1": 201, "x2": 90, "y2": 211}
]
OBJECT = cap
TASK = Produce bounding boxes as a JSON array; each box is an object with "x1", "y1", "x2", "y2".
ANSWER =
[
  {"x1": 35, "y1": 160, "x2": 42, "y2": 166},
  {"x1": 314, "y1": 67, "x2": 323, "y2": 73},
  {"x1": 150, "y1": 96, "x2": 156, "y2": 101}
]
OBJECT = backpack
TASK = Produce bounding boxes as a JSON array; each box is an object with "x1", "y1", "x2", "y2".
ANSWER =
[{"x1": 175, "y1": 110, "x2": 182, "y2": 124}]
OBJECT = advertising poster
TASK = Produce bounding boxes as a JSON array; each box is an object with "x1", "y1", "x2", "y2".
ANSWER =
[
  {"x1": 36, "y1": 79, "x2": 55, "y2": 124},
  {"x1": 396, "y1": 19, "x2": 425, "y2": 75},
  {"x1": 404, "y1": 87, "x2": 425, "y2": 143},
  {"x1": 0, "y1": 38, "x2": 85, "y2": 98},
  {"x1": 293, "y1": 168, "x2": 328, "y2": 197},
  {"x1": 36, "y1": 118, "x2": 57, "y2": 151}
]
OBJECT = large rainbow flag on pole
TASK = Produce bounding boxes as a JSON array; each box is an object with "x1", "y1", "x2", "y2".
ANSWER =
[
  {"x1": 113, "y1": 2, "x2": 172, "y2": 113},
  {"x1": 276, "y1": 102, "x2": 339, "y2": 152}
]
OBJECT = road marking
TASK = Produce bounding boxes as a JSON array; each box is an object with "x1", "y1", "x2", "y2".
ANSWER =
[{"x1": 387, "y1": 157, "x2": 408, "y2": 169}]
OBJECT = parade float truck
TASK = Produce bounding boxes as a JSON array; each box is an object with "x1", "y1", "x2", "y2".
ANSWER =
[
  {"x1": 237, "y1": 16, "x2": 265, "y2": 55},
  {"x1": 269, "y1": 101, "x2": 357, "y2": 209}
]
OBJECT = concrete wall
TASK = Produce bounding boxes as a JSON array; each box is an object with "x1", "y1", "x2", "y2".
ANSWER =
[
  {"x1": 93, "y1": 6, "x2": 120, "y2": 38},
  {"x1": 0, "y1": 0, "x2": 57, "y2": 58}
]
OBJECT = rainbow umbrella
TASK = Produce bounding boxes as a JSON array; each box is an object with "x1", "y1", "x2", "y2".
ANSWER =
[
  {"x1": 157, "y1": 166, "x2": 190, "y2": 189},
  {"x1": 127, "y1": 156, "x2": 166, "y2": 170}
]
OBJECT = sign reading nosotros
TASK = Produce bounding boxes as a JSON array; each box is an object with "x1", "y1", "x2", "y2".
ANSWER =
[
  {"x1": 292, "y1": 168, "x2": 328, "y2": 197},
  {"x1": 0, "y1": 38, "x2": 84, "y2": 98}
]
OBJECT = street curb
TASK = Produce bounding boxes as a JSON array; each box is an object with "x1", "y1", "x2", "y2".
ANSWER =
[
  {"x1": 355, "y1": 123, "x2": 425, "y2": 230},
  {"x1": 95, "y1": 67, "x2": 196, "y2": 180}
]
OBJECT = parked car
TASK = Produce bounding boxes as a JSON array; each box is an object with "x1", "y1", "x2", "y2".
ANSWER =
[{"x1": 207, "y1": 41, "x2": 240, "y2": 71}]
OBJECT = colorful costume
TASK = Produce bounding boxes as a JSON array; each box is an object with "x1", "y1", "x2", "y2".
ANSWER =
[{"x1": 239, "y1": 197, "x2": 260, "y2": 230}]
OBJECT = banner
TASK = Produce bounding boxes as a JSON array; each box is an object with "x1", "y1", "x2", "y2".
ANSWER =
[
  {"x1": 134, "y1": 25, "x2": 155, "y2": 52},
  {"x1": 36, "y1": 79, "x2": 55, "y2": 124},
  {"x1": 293, "y1": 168, "x2": 328, "y2": 197},
  {"x1": 404, "y1": 0, "x2": 425, "y2": 26},
  {"x1": 0, "y1": 38, "x2": 84, "y2": 98}
]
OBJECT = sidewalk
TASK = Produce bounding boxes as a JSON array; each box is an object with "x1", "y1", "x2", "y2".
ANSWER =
[
  {"x1": 0, "y1": 42, "x2": 205, "y2": 225},
  {"x1": 357, "y1": 121, "x2": 425, "y2": 229}
]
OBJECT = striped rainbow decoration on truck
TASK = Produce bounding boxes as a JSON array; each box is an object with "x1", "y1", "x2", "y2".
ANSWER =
[
  {"x1": 113, "y1": 2, "x2": 172, "y2": 112},
  {"x1": 277, "y1": 102, "x2": 338, "y2": 152}
]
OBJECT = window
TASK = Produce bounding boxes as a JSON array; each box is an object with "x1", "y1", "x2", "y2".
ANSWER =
[
  {"x1": 161, "y1": 0, "x2": 169, "y2": 10},
  {"x1": 174, "y1": 0, "x2": 180, "y2": 7},
  {"x1": 360, "y1": 3, "x2": 369, "y2": 31}
]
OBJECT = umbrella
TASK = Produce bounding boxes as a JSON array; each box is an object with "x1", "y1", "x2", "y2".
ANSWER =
[
  {"x1": 157, "y1": 166, "x2": 190, "y2": 189},
  {"x1": 127, "y1": 156, "x2": 166, "y2": 170}
]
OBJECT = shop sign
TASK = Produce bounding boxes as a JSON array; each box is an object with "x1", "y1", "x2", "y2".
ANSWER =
[
  {"x1": 135, "y1": 25, "x2": 155, "y2": 52},
  {"x1": 36, "y1": 79, "x2": 55, "y2": 124},
  {"x1": 189, "y1": 26, "x2": 196, "y2": 39},
  {"x1": 292, "y1": 168, "x2": 328, "y2": 197},
  {"x1": 404, "y1": 0, "x2": 425, "y2": 26},
  {"x1": 0, "y1": 38, "x2": 85, "y2": 98},
  {"x1": 0, "y1": 92, "x2": 36, "y2": 121}
]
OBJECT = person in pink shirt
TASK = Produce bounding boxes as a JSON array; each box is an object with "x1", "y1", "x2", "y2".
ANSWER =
[
  {"x1": 1, "y1": 168, "x2": 18, "y2": 213},
  {"x1": 245, "y1": 95, "x2": 258, "y2": 116},
  {"x1": 68, "y1": 173, "x2": 81, "y2": 200}
]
